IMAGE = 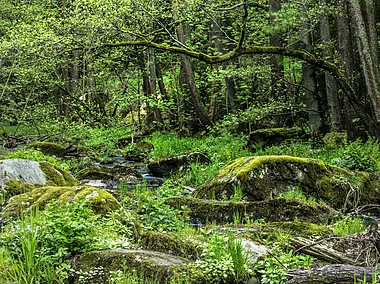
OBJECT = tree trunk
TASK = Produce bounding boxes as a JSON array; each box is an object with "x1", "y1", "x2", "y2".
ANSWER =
[
  {"x1": 147, "y1": 47, "x2": 163, "y2": 126},
  {"x1": 319, "y1": 0, "x2": 342, "y2": 131},
  {"x1": 349, "y1": 0, "x2": 380, "y2": 126},
  {"x1": 269, "y1": 0, "x2": 284, "y2": 101},
  {"x1": 301, "y1": 5, "x2": 322, "y2": 134},
  {"x1": 173, "y1": 0, "x2": 213, "y2": 127},
  {"x1": 286, "y1": 264, "x2": 380, "y2": 284}
]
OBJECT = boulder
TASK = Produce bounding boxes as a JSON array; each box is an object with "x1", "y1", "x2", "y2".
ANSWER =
[
  {"x1": 247, "y1": 128, "x2": 304, "y2": 149},
  {"x1": 4, "y1": 185, "x2": 120, "y2": 217},
  {"x1": 194, "y1": 155, "x2": 380, "y2": 210},
  {"x1": 322, "y1": 132, "x2": 347, "y2": 149},
  {"x1": 70, "y1": 249, "x2": 189, "y2": 284},
  {"x1": 0, "y1": 159, "x2": 78, "y2": 197},
  {"x1": 148, "y1": 152, "x2": 210, "y2": 178},
  {"x1": 166, "y1": 197, "x2": 335, "y2": 224}
]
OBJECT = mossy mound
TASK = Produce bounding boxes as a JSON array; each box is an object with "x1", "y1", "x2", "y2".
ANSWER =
[
  {"x1": 39, "y1": 161, "x2": 78, "y2": 186},
  {"x1": 322, "y1": 132, "x2": 347, "y2": 149},
  {"x1": 166, "y1": 196, "x2": 335, "y2": 225},
  {"x1": 27, "y1": 142, "x2": 67, "y2": 157},
  {"x1": 248, "y1": 128, "x2": 304, "y2": 149},
  {"x1": 194, "y1": 155, "x2": 380, "y2": 210},
  {"x1": 4, "y1": 186, "x2": 120, "y2": 217},
  {"x1": 70, "y1": 249, "x2": 189, "y2": 284},
  {"x1": 1, "y1": 159, "x2": 77, "y2": 199},
  {"x1": 139, "y1": 232, "x2": 201, "y2": 261}
]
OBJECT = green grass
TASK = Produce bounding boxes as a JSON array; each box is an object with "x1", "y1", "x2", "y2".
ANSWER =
[
  {"x1": 332, "y1": 215, "x2": 367, "y2": 236},
  {"x1": 279, "y1": 186, "x2": 325, "y2": 206}
]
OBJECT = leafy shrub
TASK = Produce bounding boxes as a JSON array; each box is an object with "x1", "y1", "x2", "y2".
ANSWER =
[
  {"x1": 254, "y1": 244, "x2": 314, "y2": 284},
  {"x1": 192, "y1": 234, "x2": 253, "y2": 283},
  {"x1": 331, "y1": 138, "x2": 380, "y2": 172}
]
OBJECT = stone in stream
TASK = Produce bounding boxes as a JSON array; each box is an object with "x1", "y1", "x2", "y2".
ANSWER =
[{"x1": 148, "y1": 152, "x2": 210, "y2": 178}]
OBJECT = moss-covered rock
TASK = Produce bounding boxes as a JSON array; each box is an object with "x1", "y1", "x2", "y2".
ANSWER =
[
  {"x1": 27, "y1": 142, "x2": 68, "y2": 157},
  {"x1": 0, "y1": 159, "x2": 77, "y2": 198},
  {"x1": 194, "y1": 155, "x2": 380, "y2": 210},
  {"x1": 39, "y1": 161, "x2": 78, "y2": 186},
  {"x1": 4, "y1": 186, "x2": 120, "y2": 217},
  {"x1": 322, "y1": 132, "x2": 347, "y2": 149},
  {"x1": 139, "y1": 232, "x2": 201, "y2": 261},
  {"x1": 248, "y1": 128, "x2": 304, "y2": 149},
  {"x1": 70, "y1": 249, "x2": 189, "y2": 284},
  {"x1": 77, "y1": 165, "x2": 142, "y2": 181},
  {"x1": 166, "y1": 196, "x2": 335, "y2": 225},
  {"x1": 148, "y1": 152, "x2": 210, "y2": 178}
]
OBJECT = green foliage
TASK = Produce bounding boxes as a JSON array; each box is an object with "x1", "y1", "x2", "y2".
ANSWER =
[
  {"x1": 109, "y1": 269, "x2": 161, "y2": 284},
  {"x1": 192, "y1": 234, "x2": 253, "y2": 283},
  {"x1": 121, "y1": 182, "x2": 189, "y2": 233},
  {"x1": 332, "y1": 215, "x2": 367, "y2": 236},
  {"x1": 331, "y1": 138, "x2": 380, "y2": 172},
  {"x1": 0, "y1": 199, "x2": 134, "y2": 283},
  {"x1": 254, "y1": 244, "x2": 314, "y2": 284}
]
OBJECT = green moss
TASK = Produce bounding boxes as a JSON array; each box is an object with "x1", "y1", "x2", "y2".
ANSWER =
[
  {"x1": 4, "y1": 186, "x2": 120, "y2": 217},
  {"x1": 194, "y1": 155, "x2": 380, "y2": 210},
  {"x1": 70, "y1": 249, "x2": 188, "y2": 284},
  {"x1": 27, "y1": 142, "x2": 67, "y2": 157},
  {"x1": 4, "y1": 180, "x2": 38, "y2": 197},
  {"x1": 322, "y1": 132, "x2": 347, "y2": 149},
  {"x1": 72, "y1": 187, "x2": 121, "y2": 214},
  {"x1": 39, "y1": 161, "x2": 78, "y2": 186},
  {"x1": 139, "y1": 232, "x2": 201, "y2": 261}
]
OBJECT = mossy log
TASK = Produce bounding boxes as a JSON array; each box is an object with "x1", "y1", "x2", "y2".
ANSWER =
[
  {"x1": 286, "y1": 264, "x2": 380, "y2": 284},
  {"x1": 166, "y1": 196, "x2": 335, "y2": 225}
]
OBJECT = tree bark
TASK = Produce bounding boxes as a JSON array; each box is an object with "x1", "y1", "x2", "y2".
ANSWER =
[
  {"x1": 269, "y1": 0, "x2": 284, "y2": 101},
  {"x1": 286, "y1": 264, "x2": 380, "y2": 284},
  {"x1": 173, "y1": 0, "x2": 213, "y2": 127},
  {"x1": 349, "y1": 0, "x2": 380, "y2": 126},
  {"x1": 147, "y1": 47, "x2": 163, "y2": 126},
  {"x1": 301, "y1": 4, "x2": 322, "y2": 134},
  {"x1": 319, "y1": 0, "x2": 342, "y2": 131}
]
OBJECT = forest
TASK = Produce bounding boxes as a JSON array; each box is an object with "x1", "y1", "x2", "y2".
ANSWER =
[{"x1": 1, "y1": 0, "x2": 380, "y2": 283}]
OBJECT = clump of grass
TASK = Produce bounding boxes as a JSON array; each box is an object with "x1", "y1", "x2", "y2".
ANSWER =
[
  {"x1": 332, "y1": 215, "x2": 367, "y2": 236},
  {"x1": 279, "y1": 186, "x2": 325, "y2": 206}
]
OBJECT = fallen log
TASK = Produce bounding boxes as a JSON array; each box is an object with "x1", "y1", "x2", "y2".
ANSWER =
[
  {"x1": 290, "y1": 237, "x2": 357, "y2": 264},
  {"x1": 286, "y1": 264, "x2": 380, "y2": 284}
]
